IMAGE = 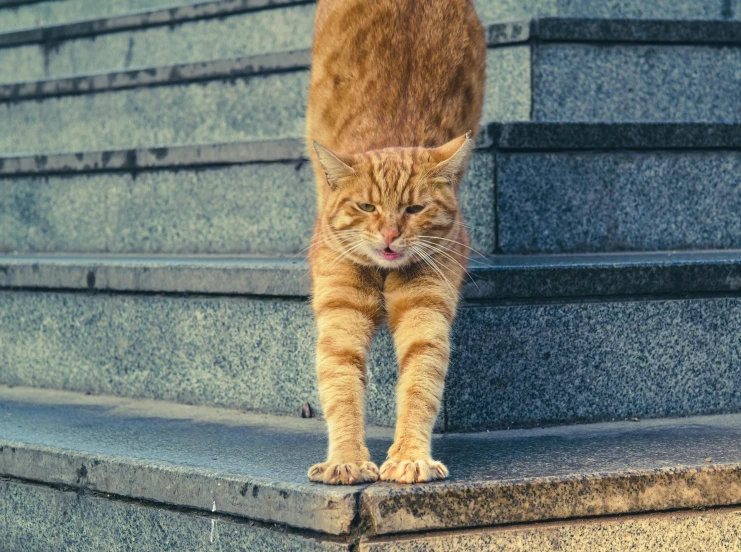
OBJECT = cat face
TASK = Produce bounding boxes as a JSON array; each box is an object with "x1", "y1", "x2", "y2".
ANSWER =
[{"x1": 314, "y1": 134, "x2": 472, "y2": 269}]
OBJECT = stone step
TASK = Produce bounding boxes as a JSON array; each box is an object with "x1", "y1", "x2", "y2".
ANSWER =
[
  {"x1": 0, "y1": 0, "x2": 315, "y2": 84},
  {"x1": 2, "y1": 19, "x2": 741, "y2": 156},
  {"x1": 2, "y1": 386, "x2": 741, "y2": 550},
  {"x1": 1, "y1": 0, "x2": 739, "y2": 37},
  {"x1": 2, "y1": 123, "x2": 741, "y2": 256},
  {"x1": 2, "y1": 250, "x2": 741, "y2": 430}
]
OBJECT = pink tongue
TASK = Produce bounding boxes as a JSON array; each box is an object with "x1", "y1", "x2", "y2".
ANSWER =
[{"x1": 382, "y1": 250, "x2": 401, "y2": 260}]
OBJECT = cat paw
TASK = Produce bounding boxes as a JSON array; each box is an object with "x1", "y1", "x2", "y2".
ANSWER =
[
  {"x1": 308, "y1": 460, "x2": 380, "y2": 485},
  {"x1": 379, "y1": 458, "x2": 448, "y2": 483}
]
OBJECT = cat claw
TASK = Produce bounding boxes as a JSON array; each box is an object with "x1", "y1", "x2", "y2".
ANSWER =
[
  {"x1": 379, "y1": 458, "x2": 448, "y2": 483},
  {"x1": 308, "y1": 460, "x2": 379, "y2": 485}
]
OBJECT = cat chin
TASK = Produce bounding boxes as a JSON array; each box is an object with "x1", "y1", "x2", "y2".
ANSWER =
[{"x1": 372, "y1": 254, "x2": 412, "y2": 270}]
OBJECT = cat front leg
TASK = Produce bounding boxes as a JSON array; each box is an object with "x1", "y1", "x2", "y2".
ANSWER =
[
  {"x1": 380, "y1": 271, "x2": 458, "y2": 483},
  {"x1": 308, "y1": 258, "x2": 383, "y2": 485}
]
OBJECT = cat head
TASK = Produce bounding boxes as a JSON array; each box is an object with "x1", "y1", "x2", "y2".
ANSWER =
[{"x1": 313, "y1": 133, "x2": 472, "y2": 269}]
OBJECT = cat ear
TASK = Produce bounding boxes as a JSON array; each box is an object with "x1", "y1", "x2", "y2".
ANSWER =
[
  {"x1": 313, "y1": 142, "x2": 355, "y2": 190},
  {"x1": 428, "y1": 132, "x2": 474, "y2": 185}
]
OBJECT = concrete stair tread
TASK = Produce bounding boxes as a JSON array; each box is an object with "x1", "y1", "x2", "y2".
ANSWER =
[
  {"x1": 3, "y1": 250, "x2": 741, "y2": 300},
  {"x1": 2, "y1": 385, "x2": 741, "y2": 538}
]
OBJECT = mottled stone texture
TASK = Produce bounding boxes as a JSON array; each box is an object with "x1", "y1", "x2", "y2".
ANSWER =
[
  {"x1": 483, "y1": 47, "x2": 531, "y2": 123},
  {"x1": 497, "y1": 151, "x2": 741, "y2": 253},
  {"x1": 0, "y1": 0, "x2": 204, "y2": 33},
  {"x1": 534, "y1": 44, "x2": 741, "y2": 122},
  {"x1": 448, "y1": 297, "x2": 741, "y2": 430},
  {"x1": 361, "y1": 509, "x2": 741, "y2": 552},
  {"x1": 0, "y1": 4, "x2": 316, "y2": 83},
  {"x1": 1, "y1": 291, "x2": 740, "y2": 430},
  {"x1": 0, "y1": 152, "x2": 493, "y2": 255},
  {"x1": 0, "y1": 291, "x2": 398, "y2": 427},
  {"x1": 473, "y1": 0, "x2": 741, "y2": 21},
  {"x1": 0, "y1": 163, "x2": 316, "y2": 255},
  {"x1": 0, "y1": 72, "x2": 309, "y2": 155},
  {"x1": 0, "y1": 480, "x2": 350, "y2": 552}
]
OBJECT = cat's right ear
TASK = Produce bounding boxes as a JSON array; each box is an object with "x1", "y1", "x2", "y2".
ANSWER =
[{"x1": 313, "y1": 142, "x2": 355, "y2": 190}]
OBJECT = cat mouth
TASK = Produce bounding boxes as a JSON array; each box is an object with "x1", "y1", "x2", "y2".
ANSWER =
[{"x1": 380, "y1": 247, "x2": 403, "y2": 261}]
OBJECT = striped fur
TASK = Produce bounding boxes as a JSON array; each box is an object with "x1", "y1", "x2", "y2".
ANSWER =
[{"x1": 306, "y1": 0, "x2": 485, "y2": 485}]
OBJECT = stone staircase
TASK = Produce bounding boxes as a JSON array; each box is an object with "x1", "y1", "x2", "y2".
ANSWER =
[{"x1": 2, "y1": 0, "x2": 741, "y2": 550}]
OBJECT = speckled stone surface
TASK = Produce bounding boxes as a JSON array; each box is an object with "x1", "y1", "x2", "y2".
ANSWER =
[
  {"x1": 360, "y1": 509, "x2": 741, "y2": 551},
  {"x1": 533, "y1": 44, "x2": 741, "y2": 122},
  {"x1": 447, "y1": 297, "x2": 741, "y2": 431},
  {"x1": 0, "y1": 151, "x2": 494, "y2": 255},
  {"x1": 0, "y1": 3, "x2": 315, "y2": 83},
  {"x1": 0, "y1": 291, "x2": 403, "y2": 427},
  {"x1": 558, "y1": 0, "x2": 740, "y2": 20},
  {"x1": 0, "y1": 387, "x2": 368, "y2": 535},
  {"x1": 473, "y1": 0, "x2": 741, "y2": 21},
  {"x1": 2, "y1": 290, "x2": 741, "y2": 430},
  {"x1": 0, "y1": 163, "x2": 317, "y2": 255},
  {"x1": 0, "y1": 71, "x2": 308, "y2": 155},
  {"x1": 361, "y1": 415, "x2": 741, "y2": 534},
  {"x1": 0, "y1": 0, "x2": 205, "y2": 33},
  {"x1": 1, "y1": 480, "x2": 351, "y2": 552},
  {"x1": 498, "y1": 151, "x2": 741, "y2": 253},
  {"x1": 3, "y1": 387, "x2": 741, "y2": 539},
  {"x1": 483, "y1": 47, "x2": 531, "y2": 123}
]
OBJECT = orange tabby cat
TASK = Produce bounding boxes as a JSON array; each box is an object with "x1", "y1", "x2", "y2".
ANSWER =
[{"x1": 306, "y1": 0, "x2": 485, "y2": 484}]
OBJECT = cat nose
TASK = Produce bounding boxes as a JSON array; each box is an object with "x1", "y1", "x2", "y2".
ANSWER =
[{"x1": 381, "y1": 226, "x2": 400, "y2": 246}]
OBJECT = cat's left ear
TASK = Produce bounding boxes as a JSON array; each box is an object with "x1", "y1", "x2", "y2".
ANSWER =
[
  {"x1": 313, "y1": 142, "x2": 356, "y2": 190},
  {"x1": 428, "y1": 132, "x2": 474, "y2": 186}
]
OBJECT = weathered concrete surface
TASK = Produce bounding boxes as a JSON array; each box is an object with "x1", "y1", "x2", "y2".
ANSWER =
[
  {"x1": 1, "y1": 479, "x2": 351, "y2": 552},
  {"x1": 0, "y1": 387, "x2": 371, "y2": 535},
  {"x1": 3, "y1": 387, "x2": 741, "y2": 538},
  {"x1": 361, "y1": 414, "x2": 741, "y2": 534},
  {"x1": 360, "y1": 509, "x2": 741, "y2": 551}
]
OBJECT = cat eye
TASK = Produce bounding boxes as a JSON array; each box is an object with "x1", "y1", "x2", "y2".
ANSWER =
[
  {"x1": 406, "y1": 205, "x2": 425, "y2": 214},
  {"x1": 358, "y1": 203, "x2": 376, "y2": 212}
]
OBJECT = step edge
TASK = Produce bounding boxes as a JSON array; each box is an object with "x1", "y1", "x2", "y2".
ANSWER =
[
  {"x1": 3, "y1": 250, "x2": 741, "y2": 300},
  {"x1": 360, "y1": 462, "x2": 741, "y2": 535},
  {"x1": 3, "y1": 123, "x2": 741, "y2": 174},
  {"x1": 0, "y1": 49, "x2": 312, "y2": 103},
  {"x1": 0, "y1": 437, "x2": 362, "y2": 536}
]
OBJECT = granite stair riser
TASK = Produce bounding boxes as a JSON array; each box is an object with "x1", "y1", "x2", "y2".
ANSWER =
[
  {"x1": 0, "y1": 152, "x2": 494, "y2": 255},
  {"x1": 0, "y1": 3, "x2": 316, "y2": 84},
  {"x1": 0, "y1": 71, "x2": 310, "y2": 155},
  {"x1": 5, "y1": 140, "x2": 741, "y2": 255},
  {"x1": 2, "y1": 290, "x2": 741, "y2": 430},
  {"x1": 1, "y1": 479, "x2": 349, "y2": 552}
]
